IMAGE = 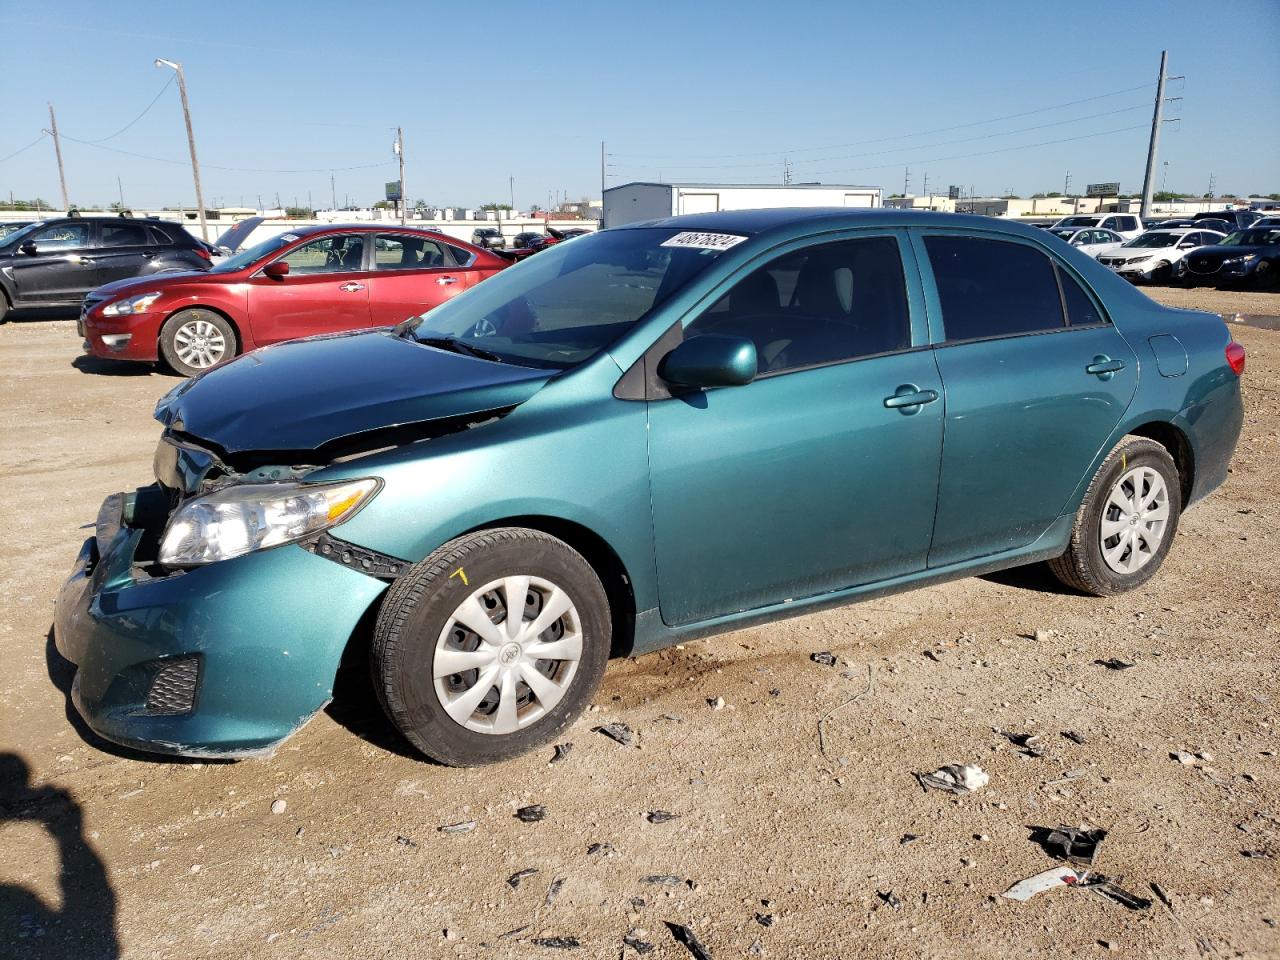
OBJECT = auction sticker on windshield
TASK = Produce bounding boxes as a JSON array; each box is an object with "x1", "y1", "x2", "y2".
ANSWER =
[{"x1": 660, "y1": 232, "x2": 748, "y2": 251}]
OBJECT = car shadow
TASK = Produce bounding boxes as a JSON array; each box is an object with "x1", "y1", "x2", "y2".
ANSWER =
[
  {"x1": 979, "y1": 563, "x2": 1080, "y2": 596},
  {"x1": 0, "y1": 752, "x2": 120, "y2": 959},
  {"x1": 70, "y1": 355, "x2": 163, "y2": 377},
  {"x1": 3, "y1": 306, "x2": 79, "y2": 323},
  {"x1": 44, "y1": 628, "x2": 223, "y2": 766}
]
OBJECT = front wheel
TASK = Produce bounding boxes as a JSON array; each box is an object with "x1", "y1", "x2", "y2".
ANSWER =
[
  {"x1": 160, "y1": 309, "x2": 237, "y2": 377},
  {"x1": 1047, "y1": 436, "x2": 1182, "y2": 596},
  {"x1": 372, "y1": 528, "x2": 611, "y2": 766}
]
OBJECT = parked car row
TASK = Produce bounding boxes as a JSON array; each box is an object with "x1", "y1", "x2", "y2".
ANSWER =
[{"x1": 470, "y1": 225, "x2": 593, "y2": 258}]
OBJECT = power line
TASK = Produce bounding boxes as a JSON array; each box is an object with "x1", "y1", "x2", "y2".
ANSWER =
[
  {"x1": 76, "y1": 75, "x2": 175, "y2": 143},
  {"x1": 0, "y1": 132, "x2": 49, "y2": 165},
  {"x1": 56, "y1": 134, "x2": 396, "y2": 174},
  {"x1": 608, "y1": 81, "x2": 1155, "y2": 160}
]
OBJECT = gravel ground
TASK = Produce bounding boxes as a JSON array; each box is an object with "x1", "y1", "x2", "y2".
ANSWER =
[{"x1": 1, "y1": 287, "x2": 1277, "y2": 960}]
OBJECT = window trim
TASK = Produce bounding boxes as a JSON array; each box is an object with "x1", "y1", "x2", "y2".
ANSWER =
[
  {"x1": 372, "y1": 232, "x2": 476, "y2": 271},
  {"x1": 256, "y1": 232, "x2": 370, "y2": 277},
  {"x1": 911, "y1": 228, "x2": 1113, "y2": 347}
]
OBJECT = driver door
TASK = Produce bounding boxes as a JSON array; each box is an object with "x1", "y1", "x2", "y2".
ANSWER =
[
  {"x1": 10, "y1": 221, "x2": 96, "y2": 302},
  {"x1": 246, "y1": 233, "x2": 373, "y2": 343}
]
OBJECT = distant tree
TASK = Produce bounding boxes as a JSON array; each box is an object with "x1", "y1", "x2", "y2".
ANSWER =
[
  {"x1": 529, "y1": 204, "x2": 542, "y2": 213},
  {"x1": 285, "y1": 206, "x2": 313, "y2": 218},
  {"x1": 415, "y1": 199, "x2": 428, "y2": 212},
  {"x1": 1153, "y1": 191, "x2": 1190, "y2": 202},
  {"x1": 0, "y1": 197, "x2": 55, "y2": 211},
  {"x1": 888, "y1": 193, "x2": 905, "y2": 198},
  {"x1": 1001, "y1": 193, "x2": 1021, "y2": 200},
  {"x1": 480, "y1": 202, "x2": 513, "y2": 211},
  {"x1": 373, "y1": 200, "x2": 394, "y2": 209}
]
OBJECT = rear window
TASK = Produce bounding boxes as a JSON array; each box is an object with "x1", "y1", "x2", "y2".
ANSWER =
[{"x1": 925, "y1": 236, "x2": 1065, "y2": 341}]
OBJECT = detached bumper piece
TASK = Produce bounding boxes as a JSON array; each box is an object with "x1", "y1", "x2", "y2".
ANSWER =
[
  {"x1": 140, "y1": 655, "x2": 201, "y2": 716},
  {"x1": 302, "y1": 531, "x2": 409, "y2": 580}
]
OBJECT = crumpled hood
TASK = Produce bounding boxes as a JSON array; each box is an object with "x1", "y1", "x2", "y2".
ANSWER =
[
  {"x1": 89, "y1": 271, "x2": 210, "y2": 300},
  {"x1": 155, "y1": 329, "x2": 553, "y2": 454}
]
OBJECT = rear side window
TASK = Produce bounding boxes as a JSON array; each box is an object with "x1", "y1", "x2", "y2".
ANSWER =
[
  {"x1": 148, "y1": 225, "x2": 175, "y2": 245},
  {"x1": 924, "y1": 236, "x2": 1065, "y2": 341},
  {"x1": 101, "y1": 223, "x2": 149, "y2": 247},
  {"x1": 1055, "y1": 266, "x2": 1104, "y2": 326}
]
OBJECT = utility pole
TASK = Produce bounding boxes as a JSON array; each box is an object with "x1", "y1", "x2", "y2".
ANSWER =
[
  {"x1": 1139, "y1": 50, "x2": 1168, "y2": 221},
  {"x1": 600, "y1": 141, "x2": 606, "y2": 201},
  {"x1": 117, "y1": 176, "x2": 125, "y2": 210},
  {"x1": 1207, "y1": 172, "x2": 1216, "y2": 200},
  {"x1": 395, "y1": 126, "x2": 406, "y2": 225},
  {"x1": 330, "y1": 172, "x2": 336, "y2": 212},
  {"x1": 154, "y1": 58, "x2": 208, "y2": 241},
  {"x1": 921, "y1": 171, "x2": 929, "y2": 197},
  {"x1": 509, "y1": 175, "x2": 515, "y2": 211},
  {"x1": 47, "y1": 103, "x2": 69, "y2": 212},
  {"x1": 903, "y1": 167, "x2": 911, "y2": 196},
  {"x1": 783, "y1": 158, "x2": 793, "y2": 185}
]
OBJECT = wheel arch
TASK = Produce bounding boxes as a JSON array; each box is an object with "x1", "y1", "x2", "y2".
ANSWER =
[
  {"x1": 1126, "y1": 420, "x2": 1195, "y2": 506},
  {"x1": 462, "y1": 515, "x2": 638, "y2": 659},
  {"x1": 161, "y1": 304, "x2": 244, "y2": 354}
]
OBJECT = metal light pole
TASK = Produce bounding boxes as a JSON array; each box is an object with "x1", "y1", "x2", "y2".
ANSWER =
[
  {"x1": 47, "y1": 103, "x2": 70, "y2": 211},
  {"x1": 155, "y1": 58, "x2": 208, "y2": 241}
]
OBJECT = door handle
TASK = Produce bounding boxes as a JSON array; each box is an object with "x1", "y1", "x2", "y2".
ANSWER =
[
  {"x1": 1085, "y1": 355, "x2": 1126, "y2": 379},
  {"x1": 883, "y1": 384, "x2": 939, "y2": 413},
  {"x1": 436, "y1": 275, "x2": 459, "y2": 286},
  {"x1": 338, "y1": 282, "x2": 365, "y2": 293}
]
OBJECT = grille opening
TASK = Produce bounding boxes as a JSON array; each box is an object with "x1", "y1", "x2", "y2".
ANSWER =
[{"x1": 142, "y1": 656, "x2": 201, "y2": 715}]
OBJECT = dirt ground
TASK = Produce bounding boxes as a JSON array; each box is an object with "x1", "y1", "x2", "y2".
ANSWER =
[{"x1": 1, "y1": 288, "x2": 1277, "y2": 960}]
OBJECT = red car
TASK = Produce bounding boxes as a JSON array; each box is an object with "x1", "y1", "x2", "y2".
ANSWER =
[{"x1": 79, "y1": 224, "x2": 507, "y2": 376}]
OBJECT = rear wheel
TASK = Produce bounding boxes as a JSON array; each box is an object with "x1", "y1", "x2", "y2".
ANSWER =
[
  {"x1": 160, "y1": 309, "x2": 237, "y2": 377},
  {"x1": 1047, "y1": 436, "x2": 1182, "y2": 596},
  {"x1": 372, "y1": 528, "x2": 611, "y2": 766}
]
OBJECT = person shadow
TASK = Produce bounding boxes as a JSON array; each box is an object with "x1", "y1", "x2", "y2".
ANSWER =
[{"x1": 0, "y1": 753, "x2": 119, "y2": 959}]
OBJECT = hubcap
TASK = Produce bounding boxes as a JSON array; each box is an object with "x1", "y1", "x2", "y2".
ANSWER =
[
  {"x1": 174, "y1": 317, "x2": 227, "y2": 369},
  {"x1": 1100, "y1": 465, "x2": 1170, "y2": 574},
  {"x1": 432, "y1": 576, "x2": 582, "y2": 735}
]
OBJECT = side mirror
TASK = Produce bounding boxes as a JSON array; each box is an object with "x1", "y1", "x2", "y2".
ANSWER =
[
  {"x1": 20, "y1": 241, "x2": 37, "y2": 256},
  {"x1": 659, "y1": 335, "x2": 757, "y2": 389},
  {"x1": 262, "y1": 260, "x2": 290, "y2": 279}
]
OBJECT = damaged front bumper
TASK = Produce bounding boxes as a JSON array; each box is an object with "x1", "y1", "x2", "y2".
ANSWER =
[{"x1": 53, "y1": 488, "x2": 388, "y2": 757}]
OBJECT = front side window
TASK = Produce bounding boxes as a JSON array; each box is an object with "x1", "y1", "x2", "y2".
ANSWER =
[
  {"x1": 278, "y1": 235, "x2": 366, "y2": 274},
  {"x1": 925, "y1": 236, "x2": 1065, "y2": 341},
  {"x1": 409, "y1": 227, "x2": 733, "y2": 369},
  {"x1": 101, "y1": 223, "x2": 149, "y2": 246},
  {"x1": 28, "y1": 222, "x2": 89, "y2": 251},
  {"x1": 685, "y1": 236, "x2": 910, "y2": 375},
  {"x1": 373, "y1": 234, "x2": 468, "y2": 270}
]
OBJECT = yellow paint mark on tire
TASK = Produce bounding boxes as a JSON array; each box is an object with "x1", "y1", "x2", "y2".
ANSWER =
[{"x1": 449, "y1": 567, "x2": 469, "y2": 587}]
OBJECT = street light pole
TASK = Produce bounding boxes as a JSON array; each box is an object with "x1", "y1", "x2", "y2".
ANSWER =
[{"x1": 155, "y1": 58, "x2": 208, "y2": 241}]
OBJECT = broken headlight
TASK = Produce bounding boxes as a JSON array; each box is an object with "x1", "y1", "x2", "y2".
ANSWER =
[{"x1": 158, "y1": 479, "x2": 379, "y2": 566}]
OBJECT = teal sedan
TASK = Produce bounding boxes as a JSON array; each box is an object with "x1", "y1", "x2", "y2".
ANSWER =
[{"x1": 54, "y1": 209, "x2": 1246, "y2": 765}]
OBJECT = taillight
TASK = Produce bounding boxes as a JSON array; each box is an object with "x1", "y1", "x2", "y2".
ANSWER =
[
  {"x1": 1225, "y1": 341, "x2": 1246, "y2": 376},
  {"x1": 194, "y1": 246, "x2": 212, "y2": 261}
]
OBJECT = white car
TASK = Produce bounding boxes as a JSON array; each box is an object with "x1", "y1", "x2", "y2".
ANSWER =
[
  {"x1": 1049, "y1": 226, "x2": 1125, "y2": 257},
  {"x1": 1095, "y1": 228, "x2": 1227, "y2": 283},
  {"x1": 1050, "y1": 213, "x2": 1144, "y2": 240}
]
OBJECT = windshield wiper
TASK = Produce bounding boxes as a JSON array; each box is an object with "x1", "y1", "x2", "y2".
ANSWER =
[{"x1": 416, "y1": 335, "x2": 504, "y2": 363}]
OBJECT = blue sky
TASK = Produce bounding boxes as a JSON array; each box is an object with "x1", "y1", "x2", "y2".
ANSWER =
[{"x1": 1, "y1": 0, "x2": 1277, "y2": 210}]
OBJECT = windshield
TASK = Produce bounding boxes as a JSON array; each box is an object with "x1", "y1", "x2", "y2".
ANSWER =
[
  {"x1": 1050, "y1": 229, "x2": 1079, "y2": 241},
  {"x1": 0, "y1": 221, "x2": 43, "y2": 250},
  {"x1": 1056, "y1": 216, "x2": 1095, "y2": 228},
  {"x1": 407, "y1": 227, "x2": 738, "y2": 369},
  {"x1": 1221, "y1": 229, "x2": 1280, "y2": 247},
  {"x1": 209, "y1": 233, "x2": 293, "y2": 273},
  {"x1": 1123, "y1": 232, "x2": 1180, "y2": 248}
]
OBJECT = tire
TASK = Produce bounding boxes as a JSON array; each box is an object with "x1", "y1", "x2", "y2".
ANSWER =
[
  {"x1": 0, "y1": 290, "x2": 9, "y2": 325},
  {"x1": 1048, "y1": 436, "x2": 1182, "y2": 596},
  {"x1": 372, "y1": 528, "x2": 611, "y2": 766},
  {"x1": 1149, "y1": 261, "x2": 1172, "y2": 284},
  {"x1": 159, "y1": 308, "x2": 237, "y2": 377}
]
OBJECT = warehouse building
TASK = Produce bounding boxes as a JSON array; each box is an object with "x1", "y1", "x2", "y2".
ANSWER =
[{"x1": 603, "y1": 181, "x2": 882, "y2": 227}]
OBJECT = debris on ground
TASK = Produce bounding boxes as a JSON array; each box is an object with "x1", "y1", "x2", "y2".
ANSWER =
[
  {"x1": 1043, "y1": 769, "x2": 1089, "y2": 787},
  {"x1": 876, "y1": 890, "x2": 903, "y2": 910},
  {"x1": 810, "y1": 651, "x2": 837, "y2": 666},
  {"x1": 550, "y1": 742, "x2": 573, "y2": 765},
  {"x1": 1033, "y1": 629, "x2": 1051, "y2": 642},
  {"x1": 516, "y1": 804, "x2": 547, "y2": 823},
  {"x1": 1002, "y1": 865, "x2": 1081, "y2": 902},
  {"x1": 1062, "y1": 730, "x2": 1088, "y2": 744},
  {"x1": 438, "y1": 820, "x2": 477, "y2": 834},
  {"x1": 916, "y1": 763, "x2": 989, "y2": 794},
  {"x1": 817, "y1": 664, "x2": 874, "y2": 757},
  {"x1": 507, "y1": 868, "x2": 539, "y2": 889},
  {"x1": 664, "y1": 921, "x2": 713, "y2": 960},
  {"x1": 586, "y1": 842, "x2": 615, "y2": 858},
  {"x1": 641, "y1": 875, "x2": 685, "y2": 886},
  {"x1": 1030, "y1": 825, "x2": 1107, "y2": 866},
  {"x1": 900, "y1": 833, "x2": 921, "y2": 845},
  {"x1": 270, "y1": 799, "x2": 287, "y2": 814},
  {"x1": 708, "y1": 696, "x2": 726, "y2": 710},
  {"x1": 530, "y1": 935, "x2": 581, "y2": 949},
  {"x1": 594, "y1": 722, "x2": 634, "y2": 747},
  {"x1": 623, "y1": 928, "x2": 655, "y2": 954},
  {"x1": 996, "y1": 729, "x2": 1044, "y2": 757},
  {"x1": 754, "y1": 912, "x2": 774, "y2": 926},
  {"x1": 1083, "y1": 877, "x2": 1153, "y2": 911},
  {"x1": 394, "y1": 835, "x2": 417, "y2": 848},
  {"x1": 1171, "y1": 751, "x2": 1197, "y2": 765},
  {"x1": 1242, "y1": 849, "x2": 1269, "y2": 859},
  {"x1": 499, "y1": 925, "x2": 530, "y2": 940},
  {"x1": 646, "y1": 810, "x2": 681, "y2": 824},
  {"x1": 1095, "y1": 658, "x2": 1136, "y2": 670},
  {"x1": 1150, "y1": 882, "x2": 1175, "y2": 911},
  {"x1": 544, "y1": 877, "x2": 566, "y2": 906}
]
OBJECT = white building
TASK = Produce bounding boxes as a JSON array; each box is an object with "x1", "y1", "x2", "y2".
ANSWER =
[{"x1": 603, "y1": 182, "x2": 882, "y2": 228}]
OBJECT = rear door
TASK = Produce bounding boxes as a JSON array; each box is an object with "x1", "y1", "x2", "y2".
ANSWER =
[
  {"x1": 366, "y1": 233, "x2": 476, "y2": 326},
  {"x1": 916, "y1": 232, "x2": 1138, "y2": 567},
  {"x1": 9, "y1": 220, "x2": 96, "y2": 302},
  {"x1": 94, "y1": 220, "x2": 154, "y2": 286},
  {"x1": 246, "y1": 233, "x2": 373, "y2": 343}
]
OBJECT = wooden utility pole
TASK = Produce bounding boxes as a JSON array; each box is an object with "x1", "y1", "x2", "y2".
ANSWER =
[
  {"x1": 47, "y1": 103, "x2": 69, "y2": 211},
  {"x1": 396, "y1": 126, "x2": 406, "y2": 224},
  {"x1": 1139, "y1": 51, "x2": 1168, "y2": 221},
  {"x1": 155, "y1": 58, "x2": 208, "y2": 241}
]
